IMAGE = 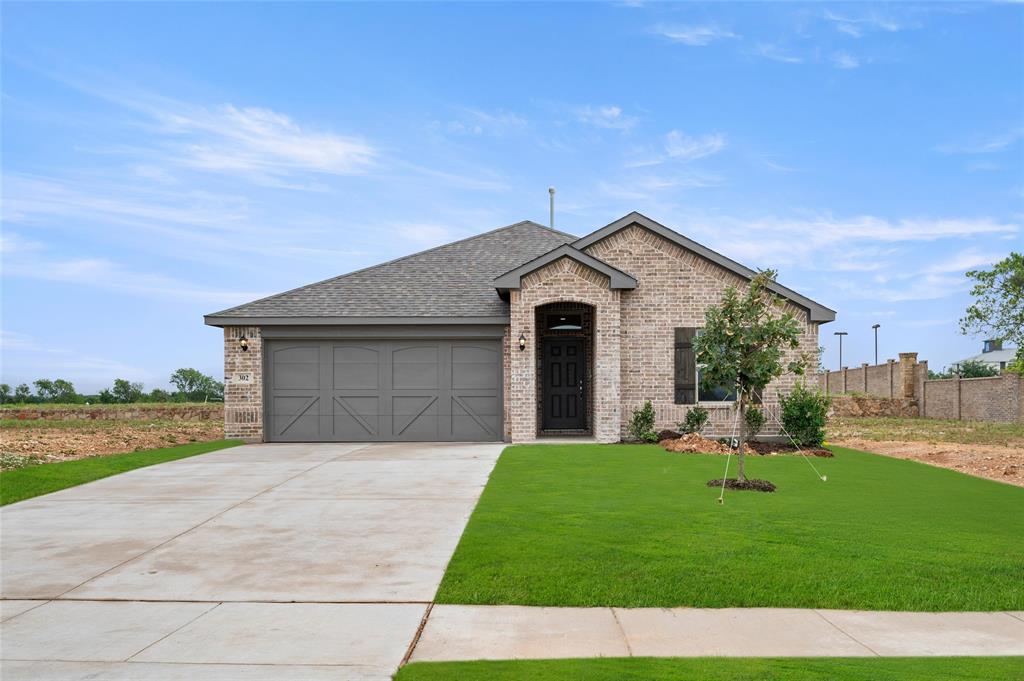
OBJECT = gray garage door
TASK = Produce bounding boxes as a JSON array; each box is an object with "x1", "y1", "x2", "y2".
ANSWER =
[{"x1": 265, "y1": 339, "x2": 502, "y2": 442}]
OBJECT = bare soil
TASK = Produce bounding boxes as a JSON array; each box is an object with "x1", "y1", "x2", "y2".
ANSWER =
[
  {"x1": 659, "y1": 432, "x2": 833, "y2": 457},
  {"x1": 707, "y1": 478, "x2": 777, "y2": 492},
  {"x1": 833, "y1": 437, "x2": 1024, "y2": 487},
  {"x1": 0, "y1": 420, "x2": 225, "y2": 465}
]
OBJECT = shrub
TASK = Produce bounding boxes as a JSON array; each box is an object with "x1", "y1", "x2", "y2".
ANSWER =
[
  {"x1": 778, "y1": 383, "x2": 831, "y2": 446},
  {"x1": 628, "y1": 401, "x2": 657, "y2": 443},
  {"x1": 744, "y1": 407, "x2": 765, "y2": 439},
  {"x1": 679, "y1": 406, "x2": 709, "y2": 434}
]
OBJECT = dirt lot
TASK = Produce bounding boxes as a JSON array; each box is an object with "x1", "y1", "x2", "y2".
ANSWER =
[
  {"x1": 828, "y1": 417, "x2": 1024, "y2": 487},
  {"x1": 1, "y1": 419, "x2": 225, "y2": 466}
]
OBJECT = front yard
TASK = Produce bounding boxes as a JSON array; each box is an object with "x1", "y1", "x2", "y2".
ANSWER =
[
  {"x1": 435, "y1": 444, "x2": 1024, "y2": 611},
  {"x1": 0, "y1": 439, "x2": 243, "y2": 505},
  {"x1": 827, "y1": 417, "x2": 1024, "y2": 486},
  {"x1": 1, "y1": 417, "x2": 224, "y2": 469}
]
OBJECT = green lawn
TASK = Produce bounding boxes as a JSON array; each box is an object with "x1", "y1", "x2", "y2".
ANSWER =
[
  {"x1": 435, "y1": 444, "x2": 1024, "y2": 611},
  {"x1": 0, "y1": 440, "x2": 243, "y2": 505},
  {"x1": 395, "y1": 658, "x2": 1024, "y2": 681}
]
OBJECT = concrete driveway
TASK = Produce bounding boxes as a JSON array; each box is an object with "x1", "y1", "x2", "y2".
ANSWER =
[{"x1": 1, "y1": 442, "x2": 503, "y2": 680}]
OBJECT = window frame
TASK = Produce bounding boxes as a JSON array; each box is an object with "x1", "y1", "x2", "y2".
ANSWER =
[{"x1": 693, "y1": 329, "x2": 737, "y2": 405}]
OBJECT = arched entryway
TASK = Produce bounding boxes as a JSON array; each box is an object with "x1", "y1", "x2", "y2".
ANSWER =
[{"x1": 534, "y1": 302, "x2": 595, "y2": 435}]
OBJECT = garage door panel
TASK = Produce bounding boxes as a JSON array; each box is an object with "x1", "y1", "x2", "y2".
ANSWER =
[
  {"x1": 271, "y1": 345, "x2": 322, "y2": 391},
  {"x1": 451, "y1": 395, "x2": 499, "y2": 439},
  {"x1": 332, "y1": 345, "x2": 380, "y2": 389},
  {"x1": 267, "y1": 338, "x2": 501, "y2": 442},
  {"x1": 272, "y1": 396, "x2": 321, "y2": 440},
  {"x1": 451, "y1": 344, "x2": 500, "y2": 389},
  {"x1": 332, "y1": 395, "x2": 380, "y2": 439},
  {"x1": 391, "y1": 344, "x2": 440, "y2": 389},
  {"x1": 392, "y1": 395, "x2": 439, "y2": 439}
]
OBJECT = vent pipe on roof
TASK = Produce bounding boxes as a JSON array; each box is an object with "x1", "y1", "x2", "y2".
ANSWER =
[{"x1": 548, "y1": 186, "x2": 555, "y2": 229}]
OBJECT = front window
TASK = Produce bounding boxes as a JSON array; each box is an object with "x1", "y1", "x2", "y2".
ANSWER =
[{"x1": 695, "y1": 329, "x2": 736, "y2": 403}]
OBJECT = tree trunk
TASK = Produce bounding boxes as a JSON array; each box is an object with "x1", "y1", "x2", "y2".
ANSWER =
[{"x1": 736, "y1": 397, "x2": 747, "y2": 482}]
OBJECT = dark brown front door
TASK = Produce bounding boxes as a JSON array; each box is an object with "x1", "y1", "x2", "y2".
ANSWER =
[{"x1": 542, "y1": 338, "x2": 585, "y2": 430}]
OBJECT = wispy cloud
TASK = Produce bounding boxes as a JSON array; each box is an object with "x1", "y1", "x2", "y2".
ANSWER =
[
  {"x1": 393, "y1": 222, "x2": 462, "y2": 248},
  {"x1": 0, "y1": 331, "x2": 151, "y2": 389},
  {"x1": 598, "y1": 173, "x2": 724, "y2": 201},
  {"x1": 650, "y1": 24, "x2": 738, "y2": 46},
  {"x1": 441, "y1": 107, "x2": 528, "y2": 136},
  {"x1": 831, "y1": 51, "x2": 860, "y2": 69},
  {"x1": 823, "y1": 10, "x2": 907, "y2": 38},
  {"x1": 159, "y1": 104, "x2": 377, "y2": 179},
  {"x1": 4, "y1": 250, "x2": 269, "y2": 306},
  {"x1": 576, "y1": 105, "x2": 638, "y2": 131},
  {"x1": 935, "y1": 128, "x2": 1024, "y2": 154},
  {"x1": 920, "y1": 249, "x2": 1005, "y2": 274},
  {"x1": 755, "y1": 43, "x2": 803, "y2": 64},
  {"x1": 664, "y1": 131, "x2": 727, "y2": 161}
]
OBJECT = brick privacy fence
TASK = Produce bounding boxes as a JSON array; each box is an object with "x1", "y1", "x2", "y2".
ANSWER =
[
  {"x1": 3, "y1": 404, "x2": 223, "y2": 421},
  {"x1": 818, "y1": 352, "x2": 1023, "y2": 423}
]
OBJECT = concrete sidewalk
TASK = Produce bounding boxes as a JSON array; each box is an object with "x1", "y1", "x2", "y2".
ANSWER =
[{"x1": 411, "y1": 605, "x2": 1024, "y2": 661}]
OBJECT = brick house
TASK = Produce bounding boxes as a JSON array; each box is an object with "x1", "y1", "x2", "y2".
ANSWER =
[{"x1": 206, "y1": 212, "x2": 835, "y2": 443}]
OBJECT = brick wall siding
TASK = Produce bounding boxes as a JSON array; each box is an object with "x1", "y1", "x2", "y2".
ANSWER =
[
  {"x1": 509, "y1": 259, "x2": 622, "y2": 442},
  {"x1": 223, "y1": 326, "x2": 263, "y2": 441},
  {"x1": 583, "y1": 225, "x2": 820, "y2": 438}
]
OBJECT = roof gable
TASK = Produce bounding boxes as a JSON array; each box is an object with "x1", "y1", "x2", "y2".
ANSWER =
[
  {"x1": 574, "y1": 212, "x2": 836, "y2": 323},
  {"x1": 493, "y1": 244, "x2": 638, "y2": 290}
]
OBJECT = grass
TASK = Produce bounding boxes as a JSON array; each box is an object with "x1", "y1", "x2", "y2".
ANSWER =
[
  {"x1": 827, "y1": 416, "x2": 1024, "y2": 446},
  {"x1": 0, "y1": 439, "x2": 243, "y2": 505},
  {"x1": 435, "y1": 444, "x2": 1024, "y2": 611},
  {"x1": 395, "y1": 658, "x2": 1024, "y2": 681},
  {"x1": 0, "y1": 402, "x2": 221, "y2": 410},
  {"x1": 1, "y1": 418, "x2": 212, "y2": 430}
]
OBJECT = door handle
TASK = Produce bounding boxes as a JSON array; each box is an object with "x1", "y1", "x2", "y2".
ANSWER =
[{"x1": 578, "y1": 379, "x2": 584, "y2": 395}]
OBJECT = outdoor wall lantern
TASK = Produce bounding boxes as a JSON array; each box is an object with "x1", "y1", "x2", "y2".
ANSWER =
[
  {"x1": 518, "y1": 333, "x2": 527, "y2": 351},
  {"x1": 239, "y1": 335, "x2": 249, "y2": 352}
]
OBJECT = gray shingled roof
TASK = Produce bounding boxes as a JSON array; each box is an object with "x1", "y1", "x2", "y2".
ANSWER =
[{"x1": 205, "y1": 221, "x2": 576, "y2": 323}]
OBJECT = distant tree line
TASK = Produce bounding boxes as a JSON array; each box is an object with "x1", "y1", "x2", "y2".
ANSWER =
[{"x1": 0, "y1": 368, "x2": 224, "y2": 405}]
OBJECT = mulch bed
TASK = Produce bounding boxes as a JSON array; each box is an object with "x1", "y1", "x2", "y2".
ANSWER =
[
  {"x1": 707, "y1": 478, "x2": 777, "y2": 492},
  {"x1": 658, "y1": 431, "x2": 833, "y2": 458}
]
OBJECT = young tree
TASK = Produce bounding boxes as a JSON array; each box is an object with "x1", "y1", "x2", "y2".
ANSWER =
[
  {"x1": 960, "y1": 252, "x2": 1024, "y2": 373},
  {"x1": 693, "y1": 270, "x2": 806, "y2": 483},
  {"x1": 0, "y1": 384, "x2": 10, "y2": 404},
  {"x1": 112, "y1": 378, "x2": 144, "y2": 403},
  {"x1": 14, "y1": 384, "x2": 32, "y2": 402}
]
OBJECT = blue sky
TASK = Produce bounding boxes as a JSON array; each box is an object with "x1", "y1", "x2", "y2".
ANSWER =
[{"x1": 2, "y1": 2, "x2": 1022, "y2": 393}]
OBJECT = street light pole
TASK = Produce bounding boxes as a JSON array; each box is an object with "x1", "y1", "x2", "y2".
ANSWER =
[
  {"x1": 872, "y1": 324, "x2": 881, "y2": 365},
  {"x1": 834, "y1": 331, "x2": 848, "y2": 370}
]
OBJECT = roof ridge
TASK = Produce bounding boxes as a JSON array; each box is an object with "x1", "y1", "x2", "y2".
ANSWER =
[{"x1": 207, "y1": 219, "x2": 577, "y2": 317}]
